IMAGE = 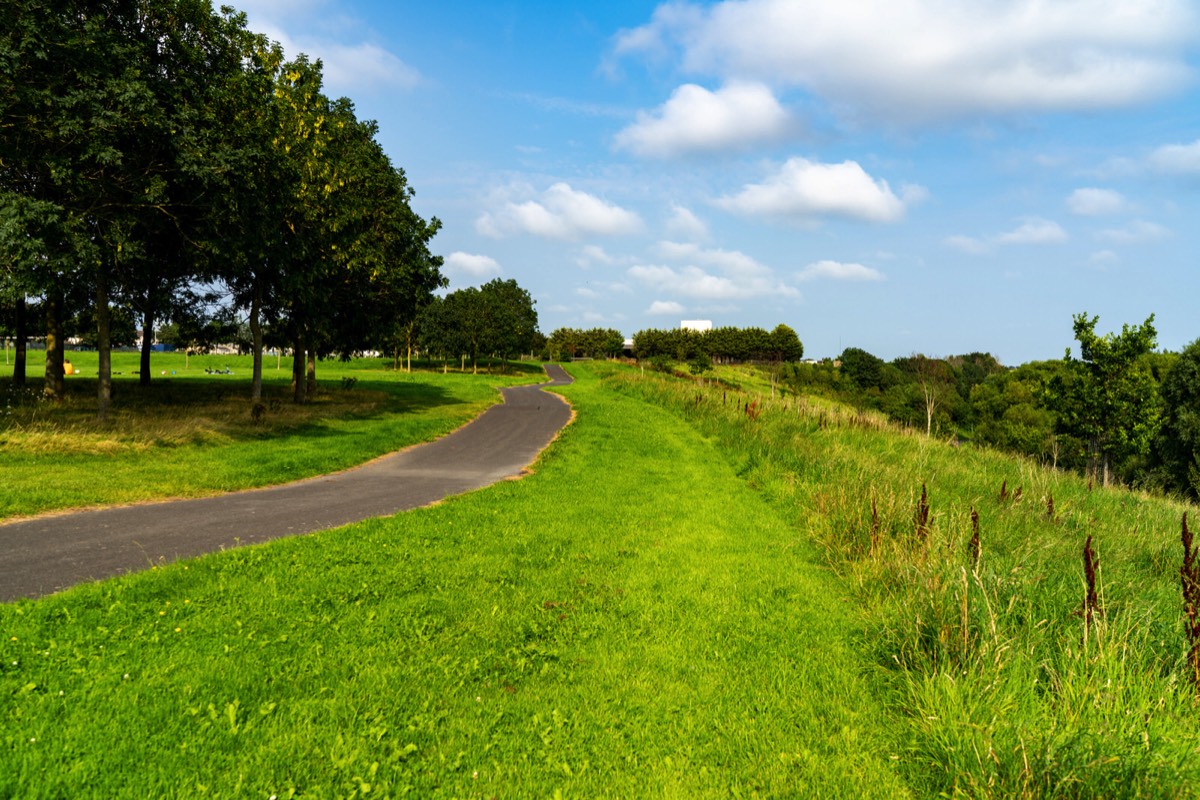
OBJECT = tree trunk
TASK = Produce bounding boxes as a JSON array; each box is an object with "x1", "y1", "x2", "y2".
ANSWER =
[
  {"x1": 43, "y1": 290, "x2": 64, "y2": 399},
  {"x1": 139, "y1": 305, "x2": 154, "y2": 387},
  {"x1": 13, "y1": 295, "x2": 27, "y2": 385},
  {"x1": 96, "y1": 264, "x2": 113, "y2": 422},
  {"x1": 249, "y1": 285, "x2": 264, "y2": 402},
  {"x1": 291, "y1": 336, "x2": 307, "y2": 404}
]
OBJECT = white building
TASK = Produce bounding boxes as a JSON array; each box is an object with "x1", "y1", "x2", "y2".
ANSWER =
[{"x1": 681, "y1": 320, "x2": 713, "y2": 332}]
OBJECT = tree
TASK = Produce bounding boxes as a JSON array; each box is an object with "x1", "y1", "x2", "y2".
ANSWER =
[
  {"x1": 839, "y1": 347, "x2": 886, "y2": 391},
  {"x1": 769, "y1": 324, "x2": 804, "y2": 363},
  {"x1": 1, "y1": 0, "x2": 264, "y2": 418},
  {"x1": 1155, "y1": 339, "x2": 1200, "y2": 499},
  {"x1": 1048, "y1": 313, "x2": 1159, "y2": 486}
]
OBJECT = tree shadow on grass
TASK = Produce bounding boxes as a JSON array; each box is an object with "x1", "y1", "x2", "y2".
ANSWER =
[{"x1": 0, "y1": 372, "x2": 475, "y2": 446}]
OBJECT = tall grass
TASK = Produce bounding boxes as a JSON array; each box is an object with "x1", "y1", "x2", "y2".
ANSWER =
[{"x1": 601, "y1": 363, "x2": 1200, "y2": 798}]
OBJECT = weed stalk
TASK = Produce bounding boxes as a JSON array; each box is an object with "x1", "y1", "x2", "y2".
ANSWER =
[
  {"x1": 969, "y1": 507, "x2": 981, "y2": 572},
  {"x1": 915, "y1": 483, "x2": 930, "y2": 541},
  {"x1": 1181, "y1": 512, "x2": 1200, "y2": 692}
]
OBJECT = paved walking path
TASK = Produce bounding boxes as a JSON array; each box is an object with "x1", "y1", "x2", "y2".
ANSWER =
[{"x1": 0, "y1": 365, "x2": 573, "y2": 602}]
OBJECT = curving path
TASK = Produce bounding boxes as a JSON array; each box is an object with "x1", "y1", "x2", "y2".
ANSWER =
[{"x1": 0, "y1": 364, "x2": 573, "y2": 602}]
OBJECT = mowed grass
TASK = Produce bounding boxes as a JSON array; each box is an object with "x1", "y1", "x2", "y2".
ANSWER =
[
  {"x1": 0, "y1": 362, "x2": 911, "y2": 797},
  {"x1": 604, "y1": 363, "x2": 1200, "y2": 798},
  {"x1": 0, "y1": 352, "x2": 541, "y2": 520}
]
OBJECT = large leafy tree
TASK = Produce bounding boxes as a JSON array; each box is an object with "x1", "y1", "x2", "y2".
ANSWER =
[
  {"x1": 1048, "y1": 313, "x2": 1160, "y2": 486},
  {"x1": 1, "y1": 0, "x2": 262, "y2": 418}
]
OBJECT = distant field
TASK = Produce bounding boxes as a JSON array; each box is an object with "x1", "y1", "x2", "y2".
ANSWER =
[
  {"x1": 0, "y1": 352, "x2": 542, "y2": 520},
  {"x1": 2, "y1": 360, "x2": 1198, "y2": 797}
]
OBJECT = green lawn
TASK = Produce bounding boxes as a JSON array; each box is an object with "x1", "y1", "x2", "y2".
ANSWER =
[
  {"x1": 0, "y1": 362, "x2": 910, "y2": 797},
  {"x1": 4, "y1": 360, "x2": 1199, "y2": 797},
  {"x1": 0, "y1": 352, "x2": 541, "y2": 520}
]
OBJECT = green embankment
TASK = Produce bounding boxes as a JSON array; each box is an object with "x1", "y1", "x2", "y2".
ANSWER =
[
  {"x1": 1, "y1": 362, "x2": 909, "y2": 797},
  {"x1": 604, "y1": 362, "x2": 1200, "y2": 798}
]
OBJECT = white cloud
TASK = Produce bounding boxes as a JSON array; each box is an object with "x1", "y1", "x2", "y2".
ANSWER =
[
  {"x1": 995, "y1": 219, "x2": 1069, "y2": 245},
  {"x1": 627, "y1": 241, "x2": 800, "y2": 301},
  {"x1": 614, "y1": 81, "x2": 793, "y2": 157},
  {"x1": 1090, "y1": 250, "x2": 1119, "y2": 265},
  {"x1": 236, "y1": 6, "x2": 421, "y2": 96},
  {"x1": 797, "y1": 260, "x2": 886, "y2": 282},
  {"x1": 944, "y1": 235, "x2": 992, "y2": 255},
  {"x1": 718, "y1": 157, "x2": 918, "y2": 223},
  {"x1": 648, "y1": 300, "x2": 686, "y2": 315},
  {"x1": 616, "y1": 0, "x2": 1196, "y2": 124},
  {"x1": 575, "y1": 245, "x2": 619, "y2": 268},
  {"x1": 476, "y1": 183, "x2": 644, "y2": 240},
  {"x1": 656, "y1": 241, "x2": 770, "y2": 278},
  {"x1": 666, "y1": 205, "x2": 710, "y2": 241},
  {"x1": 1097, "y1": 220, "x2": 1170, "y2": 244},
  {"x1": 1067, "y1": 188, "x2": 1128, "y2": 216},
  {"x1": 444, "y1": 251, "x2": 502, "y2": 279},
  {"x1": 947, "y1": 218, "x2": 1069, "y2": 254},
  {"x1": 1148, "y1": 139, "x2": 1200, "y2": 175},
  {"x1": 319, "y1": 42, "x2": 421, "y2": 93}
]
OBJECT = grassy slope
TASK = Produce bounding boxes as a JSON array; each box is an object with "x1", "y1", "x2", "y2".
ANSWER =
[
  {"x1": 0, "y1": 353, "x2": 537, "y2": 520},
  {"x1": 606, "y1": 363, "x2": 1200, "y2": 798},
  {"x1": 0, "y1": 362, "x2": 910, "y2": 798}
]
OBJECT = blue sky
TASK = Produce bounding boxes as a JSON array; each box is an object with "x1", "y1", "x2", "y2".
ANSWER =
[{"x1": 235, "y1": 0, "x2": 1200, "y2": 364}]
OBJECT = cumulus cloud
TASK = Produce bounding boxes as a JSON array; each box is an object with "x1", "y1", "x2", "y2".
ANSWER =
[
  {"x1": 796, "y1": 260, "x2": 885, "y2": 282},
  {"x1": 717, "y1": 158, "x2": 919, "y2": 223},
  {"x1": 995, "y1": 219, "x2": 1070, "y2": 245},
  {"x1": 444, "y1": 251, "x2": 502, "y2": 279},
  {"x1": 616, "y1": 0, "x2": 1196, "y2": 124},
  {"x1": 575, "y1": 244, "x2": 619, "y2": 268},
  {"x1": 1148, "y1": 139, "x2": 1200, "y2": 175},
  {"x1": 477, "y1": 183, "x2": 644, "y2": 240},
  {"x1": 944, "y1": 235, "x2": 991, "y2": 255},
  {"x1": 1097, "y1": 220, "x2": 1170, "y2": 244},
  {"x1": 614, "y1": 81, "x2": 793, "y2": 157},
  {"x1": 627, "y1": 241, "x2": 799, "y2": 301},
  {"x1": 666, "y1": 205, "x2": 710, "y2": 241},
  {"x1": 947, "y1": 218, "x2": 1069, "y2": 254},
  {"x1": 1067, "y1": 188, "x2": 1127, "y2": 216},
  {"x1": 648, "y1": 300, "x2": 686, "y2": 315}
]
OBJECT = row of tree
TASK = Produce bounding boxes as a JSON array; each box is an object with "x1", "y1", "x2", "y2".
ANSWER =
[
  {"x1": 778, "y1": 313, "x2": 1200, "y2": 501},
  {"x1": 633, "y1": 325, "x2": 804, "y2": 365},
  {"x1": 1, "y1": 0, "x2": 444, "y2": 416},
  {"x1": 415, "y1": 279, "x2": 539, "y2": 373},
  {"x1": 546, "y1": 328, "x2": 625, "y2": 361}
]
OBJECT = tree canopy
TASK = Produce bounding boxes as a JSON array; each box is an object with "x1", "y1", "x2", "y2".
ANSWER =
[{"x1": 0, "y1": 0, "x2": 444, "y2": 413}]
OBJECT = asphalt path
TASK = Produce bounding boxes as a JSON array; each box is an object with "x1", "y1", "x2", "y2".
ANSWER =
[{"x1": 0, "y1": 364, "x2": 573, "y2": 602}]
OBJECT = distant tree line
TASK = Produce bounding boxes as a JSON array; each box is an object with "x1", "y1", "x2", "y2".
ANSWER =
[
  {"x1": 546, "y1": 328, "x2": 625, "y2": 361},
  {"x1": 0, "y1": 0, "x2": 444, "y2": 416},
  {"x1": 633, "y1": 325, "x2": 803, "y2": 365},
  {"x1": 415, "y1": 279, "x2": 539, "y2": 373},
  {"x1": 780, "y1": 313, "x2": 1200, "y2": 501}
]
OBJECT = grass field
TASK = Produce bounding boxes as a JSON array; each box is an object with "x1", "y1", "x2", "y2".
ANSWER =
[
  {"x1": 1, "y1": 361, "x2": 911, "y2": 797},
  {"x1": 3, "y1": 360, "x2": 1199, "y2": 797},
  {"x1": 0, "y1": 352, "x2": 541, "y2": 520}
]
